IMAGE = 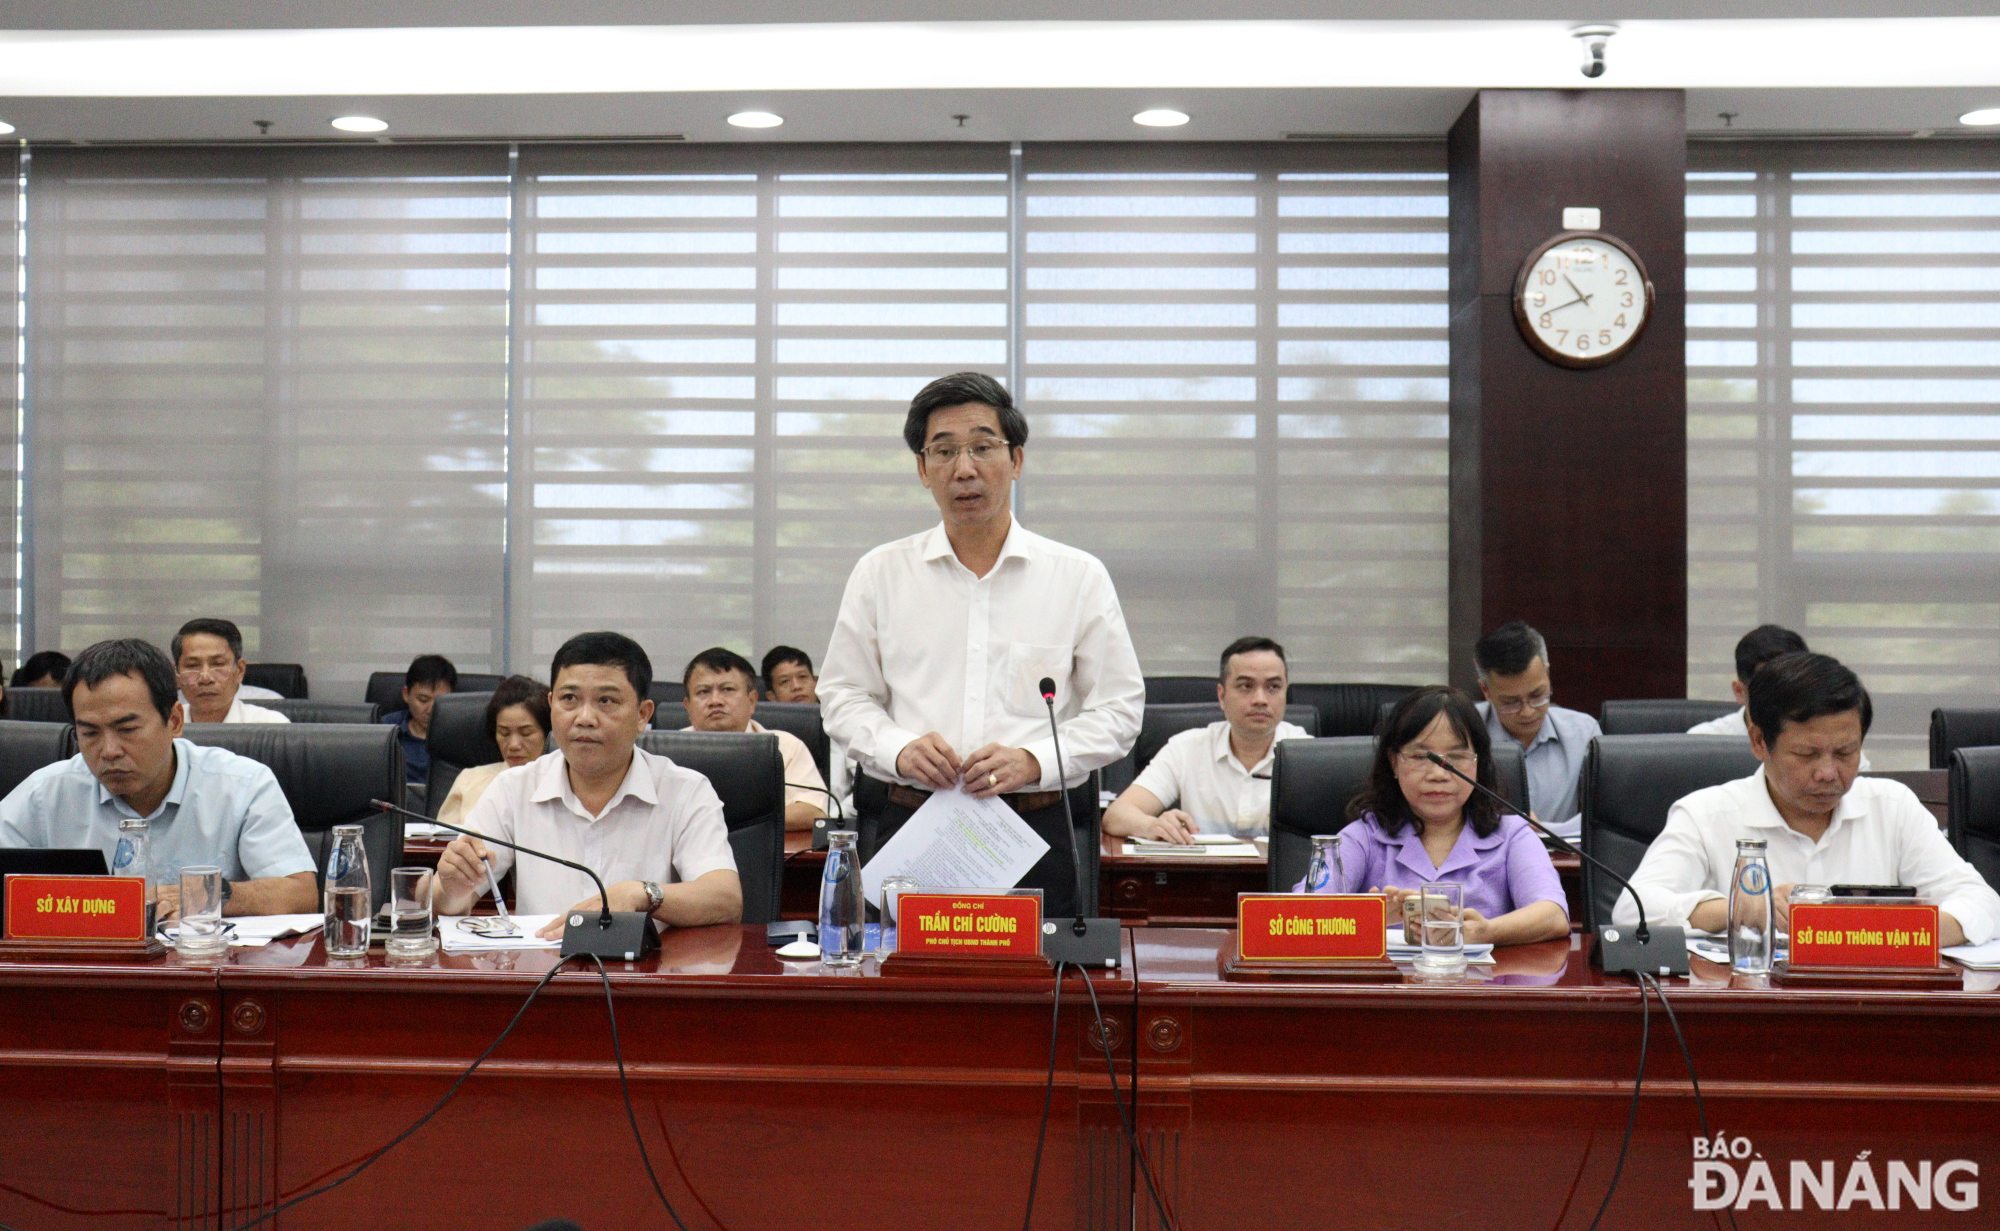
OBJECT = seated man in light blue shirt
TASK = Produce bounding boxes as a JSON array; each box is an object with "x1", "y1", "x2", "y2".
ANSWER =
[
  {"x1": 1473, "y1": 620, "x2": 1601, "y2": 829},
  {"x1": 0, "y1": 638, "x2": 316, "y2": 919}
]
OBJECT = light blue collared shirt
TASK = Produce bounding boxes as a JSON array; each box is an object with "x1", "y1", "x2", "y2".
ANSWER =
[
  {"x1": 0, "y1": 738, "x2": 314, "y2": 884},
  {"x1": 1477, "y1": 701, "x2": 1600, "y2": 826}
]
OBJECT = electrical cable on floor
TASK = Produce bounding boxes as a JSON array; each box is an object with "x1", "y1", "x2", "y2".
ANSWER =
[
  {"x1": 1020, "y1": 959, "x2": 1068, "y2": 1231},
  {"x1": 1640, "y1": 971, "x2": 1739, "y2": 1231},
  {"x1": 579, "y1": 953, "x2": 696, "y2": 1231},
  {"x1": 1076, "y1": 967, "x2": 1181, "y2": 1231},
  {"x1": 1586, "y1": 971, "x2": 1652, "y2": 1231}
]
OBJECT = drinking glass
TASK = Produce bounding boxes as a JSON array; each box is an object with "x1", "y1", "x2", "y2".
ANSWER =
[
  {"x1": 386, "y1": 867, "x2": 437, "y2": 959},
  {"x1": 1413, "y1": 880, "x2": 1466, "y2": 975},
  {"x1": 175, "y1": 866, "x2": 229, "y2": 959}
]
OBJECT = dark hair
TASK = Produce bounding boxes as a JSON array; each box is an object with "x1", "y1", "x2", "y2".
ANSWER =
[
  {"x1": 1218, "y1": 636, "x2": 1286, "y2": 682},
  {"x1": 404, "y1": 654, "x2": 458, "y2": 692},
  {"x1": 1473, "y1": 619, "x2": 1548, "y2": 680},
  {"x1": 684, "y1": 646, "x2": 758, "y2": 689},
  {"x1": 484, "y1": 675, "x2": 552, "y2": 743},
  {"x1": 11, "y1": 650, "x2": 72, "y2": 688},
  {"x1": 760, "y1": 645, "x2": 813, "y2": 692},
  {"x1": 172, "y1": 618, "x2": 244, "y2": 664},
  {"x1": 62, "y1": 638, "x2": 178, "y2": 723},
  {"x1": 1747, "y1": 651, "x2": 1872, "y2": 743},
  {"x1": 550, "y1": 631, "x2": 653, "y2": 700},
  {"x1": 1347, "y1": 685, "x2": 1503, "y2": 839},
  {"x1": 902, "y1": 371, "x2": 1028, "y2": 456},
  {"x1": 1735, "y1": 624, "x2": 1809, "y2": 685}
]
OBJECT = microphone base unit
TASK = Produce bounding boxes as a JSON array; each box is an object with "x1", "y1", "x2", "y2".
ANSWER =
[
  {"x1": 1042, "y1": 917, "x2": 1123, "y2": 969},
  {"x1": 1595, "y1": 923, "x2": 1688, "y2": 977},
  {"x1": 559, "y1": 911, "x2": 663, "y2": 962}
]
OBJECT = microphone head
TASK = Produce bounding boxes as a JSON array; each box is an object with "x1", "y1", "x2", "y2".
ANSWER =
[
  {"x1": 1039, "y1": 676, "x2": 1057, "y2": 701},
  {"x1": 1424, "y1": 751, "x2": 1447, "y2": 767}
]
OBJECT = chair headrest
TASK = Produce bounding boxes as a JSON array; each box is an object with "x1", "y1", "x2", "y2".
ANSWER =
[
  {"x1": 180, "y1": 723, "x2": 405, "y2": 831},
  {"x1": 1932, "y1": 707, "x2": 2000, "y2": 770},
  {"x1": 261, "y1": 699, "x2": 380, "y2": 725},
  {"x1": 1599, "y1": 698, "x2": 1739, "y2": 736},
  {"x1": 635, "y1": 729, "x2": 783, "y2": 831},
  {"x1": 1270, "y1": 736, "x2": 1376, "y2": 837},
  {"x1": 3, "y1": 687, "x2": 70, "y2": 724},
  {"x1": 0, "y1": 720, "x2": 75, "y2": 798},
  {"x1": 426, "y1": 691, "x2": 499, "y2": 768},
  {"x1": 1288, "y1": 683, "x2": 1419, "y2": 738},
  {"x1": 1583, "y1": 734, "x2": 1762, "y2": 846}
]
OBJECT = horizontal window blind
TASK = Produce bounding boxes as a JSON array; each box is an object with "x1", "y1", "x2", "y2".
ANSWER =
[
  {"x1": 1020, "y1": 143, "x2": 1448, "y2": 681},
  {"x1": 1, "y1": 144, "x2": 18, "y2": 670},
  {"x1": 25, "y1": 146, "x2": 510, "y2": 695},
  {"x1": 1689, "y1": 142, "x2": 2000, "y2": 767}
]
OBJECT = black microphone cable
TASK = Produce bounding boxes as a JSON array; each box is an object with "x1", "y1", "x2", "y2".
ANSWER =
[
  {"x1": 1076, "y1": 967, "x2": 1181, "y2": 1231},
  {"x1": 1639, "y1": 971, "x2": 1739, "y2": 1231},
  {"x1": 1020, "y1": 960, "x2": 1068, "y2": 1231},
  {"x1": 578, "y1": 952, "x2": 696, "y2": 1231},
  {"x1": 1587, "y1": 973, "x2": 1652, "y2": 1231}
]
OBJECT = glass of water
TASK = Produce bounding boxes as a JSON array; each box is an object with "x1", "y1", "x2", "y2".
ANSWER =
[
  {"x1": 386, "y1": 867, "x2": 436, "y2": 960},
  {"x1": 879, "y1": 875, "x2": 918, "y2": 954},
  {"x1": 1413, "y1": 880, "x2": 1466, "y2": 976},
  {"x1": 175, "y1": 866, "x2": 229, "y2": 959}
]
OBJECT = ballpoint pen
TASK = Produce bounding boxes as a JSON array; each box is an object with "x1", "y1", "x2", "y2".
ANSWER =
[{"x1": 483, "y1": 854, "x2": 512, "y2": 926}]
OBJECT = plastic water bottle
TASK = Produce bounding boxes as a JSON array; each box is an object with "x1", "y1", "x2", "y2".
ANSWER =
[
  {"x1": 111, "y1": 817, "x2": 151, "y2": 895},
  {"x1": 1728, "y1": 838, "x2": 1774, "y2": 975},
  {"x1": 1305, "y1": 833, "x2": 1342, "y2": 894},
  {"x1": 323, "y1": 824, "x2": 373, "y2": 958},
  {"x1": 819, "y1": 830, "x2": 865, "y2": 966}
]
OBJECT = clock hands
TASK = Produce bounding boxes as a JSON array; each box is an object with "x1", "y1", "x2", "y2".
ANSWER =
[{"x1": 1545, "y1": 275, "x2": 1597, "y2": 317}]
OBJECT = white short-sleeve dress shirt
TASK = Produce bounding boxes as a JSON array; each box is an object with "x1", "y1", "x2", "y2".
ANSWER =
[
  {"x1": 819, "y1": 521, "x2": 1144, "y2": 790},
  {"x1": 452, "y1": 745, "x2": 738, "y2": 915},
  {"x1": 1130, "y1": 720, "x2": 1312, "y2": 838},
  {"x1": 1616, "y1": 766, "x2": 2000, "y2": 944}
]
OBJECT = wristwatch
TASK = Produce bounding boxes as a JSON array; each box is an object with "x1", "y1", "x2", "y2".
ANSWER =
[
  {"x1": 640, "y1": 880, "x2": 664, "y2": 914},
  {"x1": 219, "y1": 879, "x2": 234, "y2": 906}
]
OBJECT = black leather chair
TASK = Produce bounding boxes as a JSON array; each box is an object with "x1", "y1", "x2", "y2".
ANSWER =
[
  {"x1": 1931, "y1": 708, "x2": 2000, "y2": 771},
  {"x1": 1948, "y1": 746, "x2": 2000, "y2": 893},
  {"x1": 1289, "y1": 683, "x2": 1422, "y2": 738},
  {"x1": 1132, "y1": 702, "x2": 1321, "y2": 775},
  {"x1": 261, "y1": 699, "x2": 380, "y2": 726},
  {"x1": 635, "y1": 729, "x2": 785, "y2": 925},
  {"x1": 0, "y1": 721, "x2": 74, "y2": 797},
  {"x1": 1578, "y1": 734, "x2": 1760, "y2": 931},
  {"x1": 3, "y1": 687, "x2": 69, "y2": 724},
  {"x1": 423, "y1": 692, "x2": 500, "y2": 817},
  {"x1": 749, "y1": 702, "x2": 831, "y2": 784},
  {"x1": 242, "y1": 663, "x2": 309, "y2": 700},
  {"x1": 649, "y1": 681, "x2": 686, "y2": 708},
  {"x1": 366, "y1": 671, "x2": 503, "y2": 717},
  {"x1": 179, "y1": 723, "x2": 406, "y2": 913},
  {"x1": 1144, "y1": 676, "x2": 1219, "y2": 704},
  {"x1": 1600, "y1": 699, "x2": 1740, "y2": 735}
]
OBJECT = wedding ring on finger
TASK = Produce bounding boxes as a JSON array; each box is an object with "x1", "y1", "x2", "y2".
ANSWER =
[{"x1": 988, "y1": 772, "x2": 998, "y2": 787}]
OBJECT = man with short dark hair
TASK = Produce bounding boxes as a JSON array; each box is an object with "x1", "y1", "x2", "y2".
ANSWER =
[
  {"x1": 432, "y1": 631, "x2": 740, "y2": 934},
  {"x1": 11, "y1": 650, "x2": 71, "y2": 689},
  {"x1": 820, "y1": 371, "x2": 1144, "y2": 915},
  {"x1": 1621, "y1": 652, "x2": 1999, "y2": 947},
  {"x1": 1688, "y1": 624, "x2": 1810, "y2": 737},
  {"x1": 381, "y1": 654, "x2": 457, "y2": 786},
  {"x1": 0, "y1": 638, "x2": 316, "y2": 918},
  {"x1": 683, "y1": 647, "x2": 827, "y2": 832},
  {"x1": 1104, "y1": 636, "x2": 1309, "y2": 843},
  {"x1": 761, "y1": 646, "x2": 819, "y2": 704},
  {"x1": 1472, "y1": 620, "x2": 1600, "y2": 828},
  {"x1": 172, "y1": 618, "x2": 289, "y2": 725}
]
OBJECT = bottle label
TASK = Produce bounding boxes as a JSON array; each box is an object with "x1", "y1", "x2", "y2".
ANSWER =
[{"x1": 1736, "y1": 863, "x2": 1769, "y2": 896}]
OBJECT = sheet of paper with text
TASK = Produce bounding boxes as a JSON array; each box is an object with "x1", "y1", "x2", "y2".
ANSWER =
[{"x1": 860, "y1": 786, "x2": 1051, "y2": 909}]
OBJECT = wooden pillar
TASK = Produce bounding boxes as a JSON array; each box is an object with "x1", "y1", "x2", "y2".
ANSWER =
[{"x1": 1448, "y1": 89, "x2": 1687, "y2": 715}]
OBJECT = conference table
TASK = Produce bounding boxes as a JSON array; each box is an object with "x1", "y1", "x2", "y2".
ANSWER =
[{"x1": 3, "y1": 921, "x2": 1996, "y2": 1230}]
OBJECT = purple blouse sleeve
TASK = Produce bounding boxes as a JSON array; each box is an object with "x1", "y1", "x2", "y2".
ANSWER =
[{"x1": 1502, "y1": 817, "x2": 1568, "y2": 916}]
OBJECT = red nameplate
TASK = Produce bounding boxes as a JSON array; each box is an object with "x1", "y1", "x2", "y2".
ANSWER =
[
  {"x1": 4, "y1": 875, "x2": 149, "y2": 941},
  {"x1": 896, "y1": 893, "x2": 1042, "y2": 957},
  {"x1": 1790, "y1": 902, "x2": 1940, "y2": 969},
  {"x1": 1237, "y1": 893, "x2": 1388, "y2": 963}
]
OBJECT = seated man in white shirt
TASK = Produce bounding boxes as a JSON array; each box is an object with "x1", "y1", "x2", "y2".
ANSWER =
[
  {"x1": 1688, "y1": 623, "x2": 1808, "y2": 739},
  {"x1": 1619, "y1": 651, "x2": 2000, "y2": 947},
  {"x1": 681, "y1": 646, "x2": 828, "y2": 832},
  {"x1": 0, "y1": 637, "x2": 317, "y2": 918},
  {"x1": 1104, "y1": 636, "x2": 1311, "y2": 844},
  {"x1": 173, "y1": 618, "x2": 289, "y2": 724},
  {"x1": 431, "y1": 631, "x2": 741, "y2": 937}
]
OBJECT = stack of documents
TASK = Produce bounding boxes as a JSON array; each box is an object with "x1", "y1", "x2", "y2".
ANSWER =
[
  {"x1": 1385, "y1": 928, "x2": 1497, "y2": 965},
  {"x1": 1123, "y1": 835, "x2": 1261, "y2": 858},
  {"x1": 158, "y1": 913, "x2": 324, "y2": 949},
  {"x1": 1943, "y1": 939, "x2": 2000, "y2": 969},
  {"x1": 438, "y1": 915, "x2": 563, "y2": 952}
]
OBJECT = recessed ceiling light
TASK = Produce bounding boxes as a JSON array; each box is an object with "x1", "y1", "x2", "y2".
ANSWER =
[
  {"x1": 727, "y1": 110, "x2": 784, "y2": 129},
  {"x1": 1962, "y1": 108, "x2": 2000, "y2": 127},
  {"x1": 0, "y1": 121, "x2": 14, "y2": 135},
  {"x1": 330, "y1": 115, "x2": 387, "y2": 133},
  {"x1": 1133, "y1": 109, "x2": 1190, "y2": 128}
]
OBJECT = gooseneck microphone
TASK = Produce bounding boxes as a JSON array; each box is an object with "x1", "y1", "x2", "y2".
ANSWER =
[
  {"x1": 1036, "y1": 676, "x2": 1122, "y2": 968},
  {"x1": 786, "y1": 780, "x2": 845, "y2": 853},
  {"x1": 1418, "y1": 753, "x2": 1687, "y2": 977},
  {"x1": 374, "y1": 798, "x2": 660, "y2": 961}
]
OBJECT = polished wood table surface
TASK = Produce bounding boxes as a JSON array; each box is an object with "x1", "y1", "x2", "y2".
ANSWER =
[{"x1": 1128, "y1": 927, "x2": 2000, "y2": 1230}]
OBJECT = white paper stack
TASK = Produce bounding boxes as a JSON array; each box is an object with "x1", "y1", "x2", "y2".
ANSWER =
[
  {"x1": 158, "y1": 913, "x2": 325, "y2": 948},
  {"x1": 438, "y1": 914, "x2": 563, "y2": 952}
]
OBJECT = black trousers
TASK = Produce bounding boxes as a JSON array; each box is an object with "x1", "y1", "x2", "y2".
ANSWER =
[{"x1": 859, "y1": 779, "x2": 1096, "y2": 919}]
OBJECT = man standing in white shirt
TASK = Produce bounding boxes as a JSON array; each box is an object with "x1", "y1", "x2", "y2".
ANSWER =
[
  {"x1": 1619, "y1": 652, "x2": 1999, "y2": 946},
  {"x1": 1687, "y1": 623, "x2": 1808, "y2": 739},
  {"x1": 1104, "y1": 636, "x2": 1310, "y2": 843},
  {"x1": 681, "y1": 646, "x2": 828, "y2": 833},
  {"x1": 172, "y1": 619, "x2": 289, "y2": 724},
  {"x1": 819, "y1": 372, "x2": 1145, "y2": 916},
  {"x1": 432, "y1": 631, "x2": 741, "y2": 936}
]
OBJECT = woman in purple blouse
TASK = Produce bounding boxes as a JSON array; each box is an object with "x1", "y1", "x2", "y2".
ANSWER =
[{"x1": 1298, "y1": 685, "x2": 1569, "y2": 946}]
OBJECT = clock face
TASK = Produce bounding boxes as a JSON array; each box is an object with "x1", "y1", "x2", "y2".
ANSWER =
[{"x1": 1512, "y1": 233, "x2": 1655, "y2": 368}]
